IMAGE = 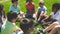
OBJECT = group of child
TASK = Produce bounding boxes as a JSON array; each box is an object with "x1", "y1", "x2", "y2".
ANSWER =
[{"x1": 0, "y1": 0, "x2": 60, "y2": 34}]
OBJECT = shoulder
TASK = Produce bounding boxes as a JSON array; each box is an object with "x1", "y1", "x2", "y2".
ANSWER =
[
  {"x1": 26, "y1": 2, "x2": 29, "y2": 5},
  {"x1": 43, "y1": 6, "x2": 47, "y2": 10},
  {"x1": 57, "y1": 11, "x2": 60, "y2": 15},
  {"x1": 38, "y1": 7, "x2": 40, "y2": 9},
  {"x1": 17, "y1": 5, "x2": 20, "y2": 8},
  {"x1": 32, "y1": 2, "x2": 35, "y2": 5}
]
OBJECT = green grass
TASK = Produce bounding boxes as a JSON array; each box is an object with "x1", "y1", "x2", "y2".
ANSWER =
[{"x1": 0, "y1": 0, "x2": 60, "y2": 34}]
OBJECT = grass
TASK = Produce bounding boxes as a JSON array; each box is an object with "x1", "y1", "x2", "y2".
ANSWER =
[{"x1": 0, "y1": 0, "x2": 60, "y2": 34}]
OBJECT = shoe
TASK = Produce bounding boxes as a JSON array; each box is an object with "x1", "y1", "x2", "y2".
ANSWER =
[{"x1": 39, "y1": 29, "x2": 45, "y2": 34}]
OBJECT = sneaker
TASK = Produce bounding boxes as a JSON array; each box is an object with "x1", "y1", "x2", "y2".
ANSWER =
[
  {"x1": 37, "y1": 28, "x2": 45, "y2": 34},
  {"x1": 39, "y1": 29, "x2": 45, "y2": 34}
]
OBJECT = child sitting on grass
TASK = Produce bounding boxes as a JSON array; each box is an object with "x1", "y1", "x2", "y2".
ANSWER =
[
  {"x1": 1, "y1": 12, "x2": 23, "y2": 34},
  {"x1": 25, "y1": 0, "x2": 35, "y2": 19},
  {"x1": 9, "y1": 0, "x2": 20, "y2": 14},
  {"x1": 38, "y1": 3, "x2": 60, "y2": 34},
  {"x1": 36, "y1": 2, "x2": 47, "y2": 23}
]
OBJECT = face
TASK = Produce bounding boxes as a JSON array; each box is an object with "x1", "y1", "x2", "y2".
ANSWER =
[
  {"x1": 12, "y1": 18, "x2": 17, "y2": 23},
  {"x1": 52, "y1": 7, "x2": 57, "y2": 12},
  {"x1": 2, "y1": 8, "x2": 5, "y2": 14},
  {"x1": 13, "y1": 1, "x2": 18, "y2": 8},
  {"x1": 29, "y1": 0, "x2": 32, "y2": 4},
  {"x1": 39, "y1": 4, "x2": 43, "y2": 8}
]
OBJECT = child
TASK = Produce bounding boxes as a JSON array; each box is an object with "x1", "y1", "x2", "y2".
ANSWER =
[
  {"x1": 25, "y1": 0, "x2": 35, "y2": 19},
  {"x1": 20, "y1": 18, "x2": 34, "y2": 34},
  {"x1": 39, "y1": 3, "x2": 60, "y2": 34},
  {"x1": 9, "y1": 0, "x2": 20, "y2": 14},
  {"x1": 0, "y1": 4, "x2": 6, "y2": 32},
  {"x1": 1, "y1": 12, "x2": 23, "y2": 34},
  {"x1": 36, "y1": 2, "x2": 47, "y2": 22}
]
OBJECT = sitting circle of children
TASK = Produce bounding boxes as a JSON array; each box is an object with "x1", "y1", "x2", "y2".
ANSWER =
[{"x1": 0, "y1": 0, "x2": 60, "y2": 34}]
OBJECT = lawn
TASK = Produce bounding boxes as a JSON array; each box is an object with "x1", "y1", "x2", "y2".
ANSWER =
[{"x1": 0, "y1": 0, "x2": 60, "y2": 34}]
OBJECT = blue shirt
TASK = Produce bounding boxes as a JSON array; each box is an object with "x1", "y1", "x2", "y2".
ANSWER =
[
  {"x1": 9, "y1": 4, "x2": 20, "y2": 14},
  {"x1": 38, "y1": 6, "x2": 47, "y2": 12}
]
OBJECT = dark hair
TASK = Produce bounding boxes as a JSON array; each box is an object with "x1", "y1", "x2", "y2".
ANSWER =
[
  {"x1": 12, "y1": 0, "x2": 18, "y2": 3},
  {"x1": 7, "y1": 11, "x2": 18, "y2": 22},
  {"x1": 52, "y1": 3, "x2": 60, "y2": 10},
  {"x1": 20, "y1": 18, "x2": 34, "y2": 34},
  {"x1": 0, "y1": 4, "x2": 4, "y2": 11},
  {"x1": 39, "y1": 2, "x2": 44, "y2": 5},
  {"x1": 28, "y1": 0, "x2": 32, "y2": 2},
  {"x1": 0, "y1": 4, "x2": 4, "y2": 17}
]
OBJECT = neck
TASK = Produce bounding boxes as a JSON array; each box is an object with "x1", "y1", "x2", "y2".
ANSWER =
[{"x1": 13, "y1": 5, "x2": 17, "y2": 8}]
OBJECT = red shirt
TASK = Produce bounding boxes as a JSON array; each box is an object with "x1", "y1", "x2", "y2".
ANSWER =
[{"x1": 26, "y1": 3, "x2": 35, "y2": 14}]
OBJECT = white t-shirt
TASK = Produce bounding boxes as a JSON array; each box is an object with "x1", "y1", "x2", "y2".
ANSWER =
[{"x1": 50, "y1": 11, "x2": 60, "y2": 24}]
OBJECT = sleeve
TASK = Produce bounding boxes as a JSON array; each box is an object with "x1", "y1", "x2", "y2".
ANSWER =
[
  {"x1": 50, "y1": 12, "x2": 54, "y2": 16},
  {"x1": 38, "y1": 7, "x2": 40, "y2": 12},
  {"x1": 44, "y1": 6, "x2": 47, "y2": 11},
  {"x1": 18, "y1": 5, "x2": 20, "y2": 11},
  {"x1": 9, "y1": 5, "x2": 12, "y2": 11},
  {"x1": 54, "y1": 13, "x2": 60, "y2": 21}
]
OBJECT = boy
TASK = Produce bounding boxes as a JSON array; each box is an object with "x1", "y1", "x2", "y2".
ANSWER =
[
  {"x1": 1, "y1": 12, "x2": 23, "y2": 34},
  {"x1": 20, "y1": 18, "x2": 34, "y2": 34},
  {"x1": 36, "y1": 2, "x2": 47, "y2": 22},
  {"x1": 25, "y1": 0, "x2": 35, "y2": 19},
  {"x1": 9, "y1": 0, "x2": 20, "y2": 14},
  {"x1": 39, "y1": 3, "x2": 60, "y2": 34}
]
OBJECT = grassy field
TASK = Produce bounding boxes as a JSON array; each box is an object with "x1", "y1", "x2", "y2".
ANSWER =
[{"x1": 0, "y1": 0, "x2": 60, "y2": 34}]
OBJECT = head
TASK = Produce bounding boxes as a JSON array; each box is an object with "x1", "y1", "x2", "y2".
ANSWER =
[
  {"x1": 7, "y1": 11, "x2": 18, "y2": 23},
  {"x1": 28, "y1": 0, "x2": 32, "y2": 4},
  {"x1": 20, "y1": 18, "x2": 34, "y2": 34},
  {"x1": 52, "y1": 3, "x2": 60, "y2": 12},
  {"x1": 39, "y1": 2, "x2": 44, "y2": 8},
  {"x1": 0, "y1": 4, "x2": 4, "y2": 14},
  {"x1": 0, "y1": 4, "x2": 6, "y2": 18},
  {"x1": 12, "y1": 0, "x2": 18, "y2": 8}
]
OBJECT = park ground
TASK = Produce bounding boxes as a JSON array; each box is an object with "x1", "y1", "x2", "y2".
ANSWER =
[{"x1": 0, "y1": 0, "x2": 60, "y2": 34}]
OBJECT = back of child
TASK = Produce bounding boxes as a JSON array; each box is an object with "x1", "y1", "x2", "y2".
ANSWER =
[{"x1": 20, "y1": 18, "x2": 34, "y2": 34}]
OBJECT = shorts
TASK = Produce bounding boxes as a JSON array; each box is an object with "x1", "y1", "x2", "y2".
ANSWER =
[{"x1": 25, "y1": 13, "x2": 33, "y2": 19}]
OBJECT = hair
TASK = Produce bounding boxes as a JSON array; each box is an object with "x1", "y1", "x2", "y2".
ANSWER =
[
  {"x1": 0, "y1": 4, "x2": 4, "y2": 17},
  {"x1": 52, "y1": 3, "x2": 60, "y2": 10},
  {"x1": 0, "y1": 4, "x2": 4, "y2": 12},
  {"x1": 28, "y1": 0, "x2": 32, "y2": 2},
  {"x1": 12, "y1": 0, "x2": 18, "y2": 3},
  {"x1": 39, "y1": 2, "x2": 44, "y2": 5},
  {"x1": 20, "y1": 18, "x2": 34, "y2": 34},
  {"x1": 7, "y1": 11, "x2": 18, "y2": 22}
]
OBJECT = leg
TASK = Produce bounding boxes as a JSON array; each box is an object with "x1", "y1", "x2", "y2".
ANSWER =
[
  {"x1": 49, "y1": 25, "x2": 60, "y2": 34},
  {"x1": 36, "y1": 12, "x2": 40, "y2": 20},
  {"x1": 43, "y1": 21, "x2": 59, "y2": 32}
]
